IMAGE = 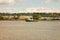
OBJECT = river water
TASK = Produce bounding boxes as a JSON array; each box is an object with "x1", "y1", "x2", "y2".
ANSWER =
[{"x1": 0, "y1": 21, "x2": 60, "y2": 40}]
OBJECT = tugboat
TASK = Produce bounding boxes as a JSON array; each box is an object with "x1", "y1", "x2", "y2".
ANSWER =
[{"x1": 25, "y1": 18, "x2": 33, "y2": 22}]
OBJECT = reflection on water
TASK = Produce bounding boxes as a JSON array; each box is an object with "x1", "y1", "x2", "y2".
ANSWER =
[{"x1": 0, "y1": 21, "x2": 60, "y2": 40}]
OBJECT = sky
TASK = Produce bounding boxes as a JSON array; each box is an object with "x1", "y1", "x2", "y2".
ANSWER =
[{"x1": 0, "y1": 0, "x2": 60, "y2": 13}]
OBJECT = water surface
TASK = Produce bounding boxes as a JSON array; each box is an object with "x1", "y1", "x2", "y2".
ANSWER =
[{"x1": 0, "y1": 21, "x2": 60, "y2": 40}]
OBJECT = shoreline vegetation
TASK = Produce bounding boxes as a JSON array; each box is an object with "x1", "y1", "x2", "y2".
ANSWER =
[{"x1": 0, "y1": 12, "x2": 60, "y2": 22}]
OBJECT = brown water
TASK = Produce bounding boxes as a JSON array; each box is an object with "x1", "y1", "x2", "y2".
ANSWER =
[{"x1": 0, "y1": 21, "x2": 60, "y2": 40}]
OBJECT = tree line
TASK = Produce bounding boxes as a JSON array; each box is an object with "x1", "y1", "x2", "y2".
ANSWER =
[{"x1": 0, "y1": 12, "x2": 60, "y2": 21}]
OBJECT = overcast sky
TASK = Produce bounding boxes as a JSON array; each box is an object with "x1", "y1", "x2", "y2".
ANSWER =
[{"x1": 0, "y1": 0, "x2": 60, "y2": 13}]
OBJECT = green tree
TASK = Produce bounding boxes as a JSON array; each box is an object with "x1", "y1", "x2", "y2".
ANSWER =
[{"x1": 33, "y1": 14, "x2": 41, "y2": 21}]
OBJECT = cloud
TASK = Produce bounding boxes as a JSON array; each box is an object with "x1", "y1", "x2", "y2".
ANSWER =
[
  {"x1": 25, "y1": 7, "x2": 60, "y2": 13},
  {"x1": 25, "y1": 7, "x2": 37, "y2": 12},
  {"x1": 45, "y1": 0, "x2": 60, "y2": 3},
  {"x1": 0, "y1": 0, "x2": 15, "y2": 5},
  {"x1": 55, "y1": 0, "x2": 60, "y2": 2},
  {"x1": 45, "y1": 0, "x2": 51, "y2": 3},
  {"x1": 0, "y1": 7, "x2": 18, "y2": 13},
  {"x1": 0, "y1": 0, "x2": 26, "y2": 5},
  {"x1": 0, "y1": 7, "x2": 60, "y2": 13},
  {"x1": 25, "y1": 7, "x2": 48, "y2": 12},
  {"x1": 17, "y1": 0, "x2": 26, "y2": 2}
]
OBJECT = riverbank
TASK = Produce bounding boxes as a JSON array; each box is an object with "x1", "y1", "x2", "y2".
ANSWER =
[{"x1": 0, "y1": 20, "x2": 60, "y2": 22}]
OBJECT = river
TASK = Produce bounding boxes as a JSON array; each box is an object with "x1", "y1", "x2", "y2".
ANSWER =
[{"x1": 0, "y1": 21, "x2": 60, "y2": 40}]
